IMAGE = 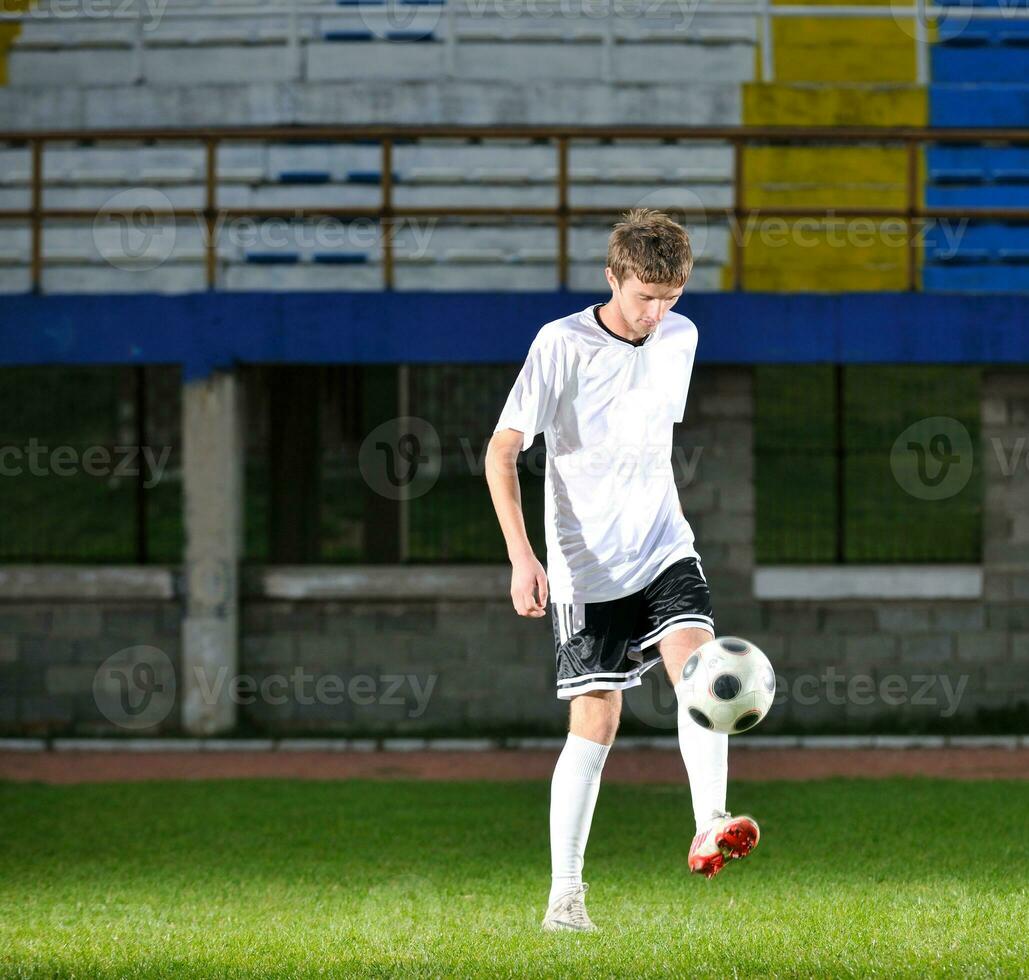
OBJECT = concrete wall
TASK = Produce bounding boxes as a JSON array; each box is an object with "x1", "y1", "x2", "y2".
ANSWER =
[{"x1": 1, "y1": 367, "x2": 1027, "y2": 737}]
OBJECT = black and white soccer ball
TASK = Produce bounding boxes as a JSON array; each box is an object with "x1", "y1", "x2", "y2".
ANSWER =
[{"x1": 679, "y1": 636, "x2": 776, "y2": 735}]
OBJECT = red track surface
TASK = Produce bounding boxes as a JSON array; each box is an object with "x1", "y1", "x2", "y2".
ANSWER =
[{"x1": 2, "y1": 748, "x2": 1027, "y2": 784}]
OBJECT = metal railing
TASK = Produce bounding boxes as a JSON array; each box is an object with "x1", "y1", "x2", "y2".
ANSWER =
[
  {"x1": 4, "y1": 0, "x2": 1029, "y2": 85},
  {"x1": 2, "y1": 124, "x2": 1029, "y2": 292}
]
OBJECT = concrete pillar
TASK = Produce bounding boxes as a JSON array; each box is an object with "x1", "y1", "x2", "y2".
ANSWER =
[
  {"x1": 979, "y1": 368, "x2": 1029, "y2": 713},
  {"x1": 181, "y1": 370, "x2": 244, "y2": 735}
]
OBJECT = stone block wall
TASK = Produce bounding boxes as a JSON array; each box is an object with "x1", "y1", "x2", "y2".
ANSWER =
[
  {"x1": 0, "y1": 599, "x2": 181, "y2": 735},
  {"x1": 1, "y1": 366, "x2": 1026, "y2": 737}
]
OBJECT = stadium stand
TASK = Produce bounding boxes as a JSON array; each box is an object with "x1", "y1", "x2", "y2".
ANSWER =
[
  {"x1": 731, "y1": 0, "x2": 927, "y2": 292},
  {"x1": 925, "y1": 0, "x2": 1029, "y2": 293},
  {"x1": 0, "y1": 135, "x2": 735, "y2": 293},
  {"x1": 0, "y1": 0, "x2": 1025, "y2": 297}
]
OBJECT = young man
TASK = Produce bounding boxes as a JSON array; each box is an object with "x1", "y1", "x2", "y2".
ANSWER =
[{"x1": 484, "y1": 209, "x2": 759, "y2": 933}]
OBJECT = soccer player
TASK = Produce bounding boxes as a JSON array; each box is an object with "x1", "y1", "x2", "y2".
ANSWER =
[{"x1": 484, "y1": 208, "x2": 760, "y2": 933}]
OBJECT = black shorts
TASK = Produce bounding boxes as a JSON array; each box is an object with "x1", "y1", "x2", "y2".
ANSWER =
[{"x1": 550, "y1": 556, "x2": 715, "y2": 700}]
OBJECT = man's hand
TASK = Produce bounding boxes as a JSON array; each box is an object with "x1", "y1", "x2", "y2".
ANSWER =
[{"x1": 510, "y1": 553, "x2": 549, "y2": 618}]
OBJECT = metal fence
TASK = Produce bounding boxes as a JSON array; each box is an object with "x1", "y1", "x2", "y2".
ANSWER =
[
  {"x1": 0, "y1": 362, "x2": 982, "y2": 564},
  {"x1": 754, "y1": 364, "x2": 982, "y2": 564},
  {"x1": 3, "y1": 123, "x2": 1029, "y2": 293},
  {"x1": 0, "y1": 365, "x2": 181, "y2": 563}
]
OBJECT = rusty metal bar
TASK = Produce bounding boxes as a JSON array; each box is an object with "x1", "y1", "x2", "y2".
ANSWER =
[
  {"x1": 5, "y1": 124, "x2": 1029, "y2": 289},
  {"x1": 906, "y1": 138, "x2": 920, "y2": 293},
  {"x1": 29, "y1": 139, "x2": 42, "y2": 292},
  {"x1": 204, "y1": 137, "x2": 218, "y2": 290},
  {"x1": 381, "y1": 137, "x2": 394, "y2": 290},
  {"x1": 9, "y1": 205, "x2": 1022, "y2": 222},
  {"x1": 3, "y1": 125, "x2": 1029, "y2": 143},
  {"x1": 732, "y1": 138, "x2": 744, "y2": 292}
]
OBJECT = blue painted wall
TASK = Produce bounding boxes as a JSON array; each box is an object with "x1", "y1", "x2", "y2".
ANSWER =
[{"x1": 0, "y1": 292, "x2": 1026, "y2": 377}]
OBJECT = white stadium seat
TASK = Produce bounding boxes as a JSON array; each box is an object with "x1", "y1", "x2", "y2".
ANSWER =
[{"x1": 0, "y1": 0, "x2": 753, "y2": 292}]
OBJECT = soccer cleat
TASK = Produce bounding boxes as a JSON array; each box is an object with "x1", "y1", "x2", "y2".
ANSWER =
[
  {"x1": 541, "y1": 882, "x2": 597, "y2": 932},
  {"x1": 688, "y1": 812, "x2": 760, "y2": 879}
]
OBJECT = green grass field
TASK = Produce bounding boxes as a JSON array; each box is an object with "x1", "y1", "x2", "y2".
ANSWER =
[{"x1": 1, "y1": 778, "x2": 1026, "y2": 978}]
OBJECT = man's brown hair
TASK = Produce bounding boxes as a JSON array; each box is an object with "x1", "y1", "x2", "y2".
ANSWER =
[{"x1": 606, "y1": 208, "x2": 693, "y2": 288}]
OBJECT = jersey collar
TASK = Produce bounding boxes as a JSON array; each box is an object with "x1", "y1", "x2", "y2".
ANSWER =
[{"x1": 586, "y1": 304, "x2": 663, "y2": 348}]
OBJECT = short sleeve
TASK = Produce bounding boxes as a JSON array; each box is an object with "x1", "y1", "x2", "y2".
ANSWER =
[
  {"x1": 677, "y1": 328, "x2": 699, "y2": 423},
  {"x1": 493, "y1": 327, "x2": 568, "y2": 451}
]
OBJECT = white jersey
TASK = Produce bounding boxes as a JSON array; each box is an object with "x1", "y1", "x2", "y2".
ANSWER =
[{"x1": 493, "y1": 302, "x2": 702, "y2": 605}]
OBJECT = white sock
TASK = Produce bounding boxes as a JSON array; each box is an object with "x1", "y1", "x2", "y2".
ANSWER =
[
  {"x1": 548, "y1": 732, "x2": 610, "y2": 906},
  {"x1": 674, "y1": 677, "x2": 729, "y2": 833}
]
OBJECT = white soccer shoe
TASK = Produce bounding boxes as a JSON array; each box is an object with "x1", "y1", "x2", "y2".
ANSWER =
[
  {"x1": 688, "y1": 812, "x2": 760, "y2": 879},
  {"x1": 541, "y1": 882, "x2": 597, "y2": 932}
]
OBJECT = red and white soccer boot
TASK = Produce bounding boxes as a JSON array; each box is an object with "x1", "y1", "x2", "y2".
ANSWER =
[{"x1": 688, "y1": 812, "x2": 760, "y2": 879}]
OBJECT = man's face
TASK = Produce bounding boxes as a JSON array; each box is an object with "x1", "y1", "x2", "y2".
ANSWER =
[{"x1": 607, "y1": 271, "x2": 684, "y2": 332}]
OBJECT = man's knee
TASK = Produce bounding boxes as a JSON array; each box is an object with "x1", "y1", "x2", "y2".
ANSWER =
[
  {"x1": 659, "y1": 627, "x2": 715, "y2": 686},
  {"x1": 568, "y1": 689, "x2": 621, "y2": 745}
]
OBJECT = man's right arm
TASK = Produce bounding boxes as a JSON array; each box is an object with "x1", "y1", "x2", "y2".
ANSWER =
[{"x1": 485, "y1": 428, "x2": 549, "y2": 618}]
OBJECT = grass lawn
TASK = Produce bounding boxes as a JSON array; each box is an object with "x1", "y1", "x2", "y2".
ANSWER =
[{"x1": 1, "y1": 778, "x2": 1026, "y2": 978}]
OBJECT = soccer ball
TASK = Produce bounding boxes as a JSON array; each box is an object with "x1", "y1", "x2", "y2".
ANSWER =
[{"x1": 678, "y1": 636, "x2": 776, "y2": 735}]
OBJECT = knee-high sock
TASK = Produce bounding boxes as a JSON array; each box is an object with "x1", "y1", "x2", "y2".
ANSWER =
[
  {"x1": 549, "y1": 732, "x2": 610, "y2": 906},
  {"x1": 675, "y1": 677, "x2": 728, "y2": 832}
]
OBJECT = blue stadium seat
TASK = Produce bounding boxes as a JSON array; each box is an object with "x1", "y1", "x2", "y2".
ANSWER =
[
  {"x1": 926, "y1": 185, "x2": 1029, "y2": 208},
  {"x1": 924, "y1": 222, "x2": 1029, "y2": 263},
  {"x1": 923, "y1": 265, "x2": 1029, "y2": 291},
  {"x1": 277, "y1": 171, "x2": 332, "y2": 184},
  {"x1": 384, "y1": 31, "x2": 437, "y2": 42},
  {"x1": 322, "y1": 30, "x2": 375, "y2": 42},
  {"x1": 931, "y1": 46, "x2": 1029, "y2": 82},
  {"x1": 929, "y1": 85, "x2": 1029, "y2": 127},
  {"x1": 937, "y1": 18, "x2": 1029, "y2": 45},
  {"x1": 312, "y1": 253, "x2": 370, "y2": 264},
  {"x1": 927, "y1": 146, "x2": 1029, "y2": 184},
  {"x1": 345, "y1": 170, "x2": 401, "y2": 184},
  {"x1": 245, "y1": 253, "x2": 300, "y2": 264}
]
